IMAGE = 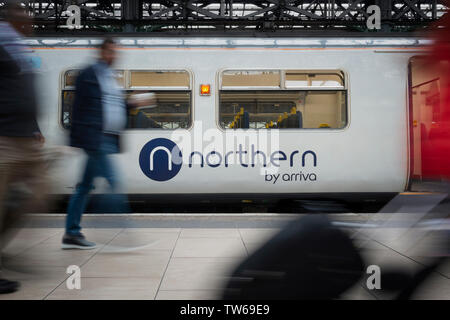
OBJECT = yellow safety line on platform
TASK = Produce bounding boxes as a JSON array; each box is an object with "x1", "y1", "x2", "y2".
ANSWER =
[{"x1": 400, "y1": 192, "x2": 440, "y2": 195}]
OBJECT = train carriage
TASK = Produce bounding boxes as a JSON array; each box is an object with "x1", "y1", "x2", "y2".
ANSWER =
[{"x1": 27, "y1": 37, "x2": 436, "y2": 210}]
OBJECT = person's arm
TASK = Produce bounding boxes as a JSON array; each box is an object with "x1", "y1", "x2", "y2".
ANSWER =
[
  {"x1": 126, "y1": 93, "x2": 157, "y2": 112},
  {"x1": 72, "y1": 68, "x2": 95, "y2": 128},
  {"x1": 77, "y1": 67, "x2": 104, "y2": 130},
  {"x1": 1, "y1": 44, "x2": 44, "y2": 143},
  {"x1": 0, "y1": 45, "x2": 20, "y2": 74}
]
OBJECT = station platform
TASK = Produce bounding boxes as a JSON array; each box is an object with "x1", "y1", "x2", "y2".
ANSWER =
[{"x1": 0, "y1": 213, "x2": 448, "y2": 300}]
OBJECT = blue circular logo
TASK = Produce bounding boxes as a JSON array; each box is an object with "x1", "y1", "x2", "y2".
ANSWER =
[{"x1": 139, "y1": 138, "x2": 183, "y2": 182}]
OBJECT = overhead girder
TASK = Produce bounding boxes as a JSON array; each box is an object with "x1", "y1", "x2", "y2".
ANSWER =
[{"x1": 0, "y1": 1, "x2": 448, "y2": 33}]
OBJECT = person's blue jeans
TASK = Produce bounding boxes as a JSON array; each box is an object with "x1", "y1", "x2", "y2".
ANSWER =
[{"x1": 65, "y1": 149, "x2": 129, "y2": 236}]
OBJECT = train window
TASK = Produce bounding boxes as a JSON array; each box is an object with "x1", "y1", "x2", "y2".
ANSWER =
[
  {"x1": 61, "y1": 90, "x2": 75, "y2": 129},
  {"x1": 64, "y1": 70, "x2": 125, "y2": 88},
  {"x1": 61, "y1": 70, "x2": 77, "y2": 129},
  {"x1": 64, "y1": 70, "x2": 80, "y2": 88},
  {"x1": 219, "y1": 70, "x2": 347, "y2": 130},
  {"x1": 130, "y1": 71, "x2": 190, "y2": 89},
  {"x1": 61, "y1": 69, "x2": 192, "y2": 130},
  {"x1": 221, "y1": 70, "x2": 281, "y2": 88},
  {"x1": 285, "y1": 71, "x2": 344, "y2": 88},
  {"x1": 126, "y1": 91, "x2": 191, "y2": 129}
]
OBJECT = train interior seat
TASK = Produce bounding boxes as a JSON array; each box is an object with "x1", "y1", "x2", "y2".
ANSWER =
[
  {"x1": 242, "y1": 111, "x2": 250, "y2": 129},
  {"x1": 232, "y1": 107, "x2": 304, "y2": 129},
  {"x1": 230, "y1": 108, "x2": 250, "y2": 129},
  {"x1": 271, "y1": 108, "x2": 303, "y2": 129},
  {"x1": 287, "y1": 109, "x2": 303, "y2": 129}
]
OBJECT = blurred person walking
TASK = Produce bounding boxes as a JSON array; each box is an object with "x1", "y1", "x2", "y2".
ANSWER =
[
  {"x1": 63, "y1": 37, "x2": 152, "y2": 249},
  {"x1": 0, "y1": 2, "x2": 48, "y2": 294},
  {"x1": 425, "y1": 3, "x2": 450, "y2": 180}
]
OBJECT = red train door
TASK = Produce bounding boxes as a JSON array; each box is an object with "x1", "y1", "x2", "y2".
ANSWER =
[
  {"x1": 409, "y1": 56, "x2": 442, "y2": 181},
  {"x1": 409, "y1": 54, "x2": 450, "y2": 184}
]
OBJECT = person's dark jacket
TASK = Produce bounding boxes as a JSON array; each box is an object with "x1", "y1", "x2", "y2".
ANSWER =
[
  {"x1": 70, "y1": 63, "x2": 127, "y2": 152},
  {"x1": 0, "y1": 44, "x2": 40, "y2": 137}
]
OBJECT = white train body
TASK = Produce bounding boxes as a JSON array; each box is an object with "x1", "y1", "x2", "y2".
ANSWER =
[{"x1": 28, "y1": 37, "x2": 427, "y2": 199}]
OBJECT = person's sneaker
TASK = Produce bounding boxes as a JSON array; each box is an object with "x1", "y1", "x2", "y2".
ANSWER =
[
  {"x1": 62, "y1": 233, "x2": 97, "y2": 250},
  {"x1": 0, "y1": 279, "x2": 20, "y2": 294}
]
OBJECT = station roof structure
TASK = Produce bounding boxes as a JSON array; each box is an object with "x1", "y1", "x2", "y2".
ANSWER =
[{"x1": 1, "y1": 1, "x2": 449, "y2": 35}]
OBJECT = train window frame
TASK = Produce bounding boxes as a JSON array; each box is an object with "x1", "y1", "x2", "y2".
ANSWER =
[
  {"x1": 59, "y1": 68, "x2": 194, "y2": 131},
  {"x1": 216, "y1": 69, "x2": 349, "y2": 131}
]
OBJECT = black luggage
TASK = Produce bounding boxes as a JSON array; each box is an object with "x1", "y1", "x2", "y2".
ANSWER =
[{"x1": 222, "y1": 214, "x2": 365, "y2": 300}]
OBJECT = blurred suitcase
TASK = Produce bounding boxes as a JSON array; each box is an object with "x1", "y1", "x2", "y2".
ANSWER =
[{"x1": 222, "y1": 215, "x2": 365, "y2": 300}]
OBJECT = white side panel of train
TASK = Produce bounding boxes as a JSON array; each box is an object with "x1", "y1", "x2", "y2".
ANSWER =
[{"x1": 32, "y1": 39, "x2": 412, "y2": 195}]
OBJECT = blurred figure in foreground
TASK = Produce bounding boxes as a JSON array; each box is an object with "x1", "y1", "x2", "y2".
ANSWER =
[
  {"x1": 63, "y1": 37, "x2": 153, "y2": 249},
  {"x1": 0, "y1": 2, "x2": 47, "y2": 294},
  {"x1": 222, "y1": 213, "x2": 448, "y2": 300},
  {"x1": 222, "y1": 215, "x2": 365, "y2": 300},
  {"x1": 422, "y1": 2, "x2": 450, "y2": 180}
]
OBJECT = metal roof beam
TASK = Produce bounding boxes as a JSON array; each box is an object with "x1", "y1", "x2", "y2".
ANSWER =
[{"x1": 2, "y1": 1, "x2": 448, "y2": 34}]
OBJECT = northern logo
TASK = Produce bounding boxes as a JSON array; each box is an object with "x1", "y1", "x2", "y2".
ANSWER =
[
  {"x1": 139, "y1": 138, "x2": 318, "y2": 183},
  {"x1": 139, "y1": 138, "x2": 183, "y2": 182}
]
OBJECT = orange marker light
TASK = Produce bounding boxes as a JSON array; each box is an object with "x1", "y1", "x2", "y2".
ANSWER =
[{"x1": 200, "y1": 84, "x2": 211, "y2": 96}]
